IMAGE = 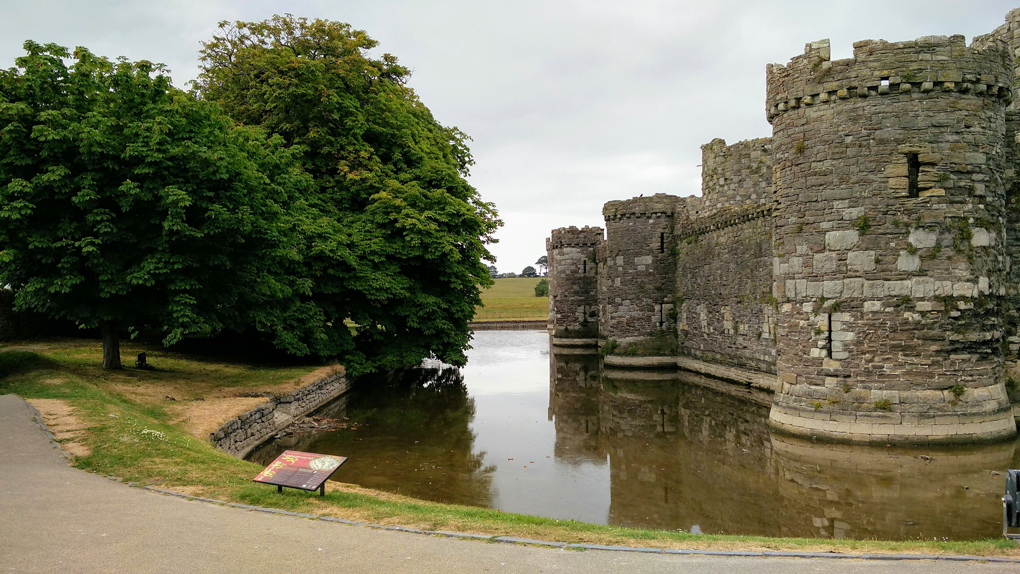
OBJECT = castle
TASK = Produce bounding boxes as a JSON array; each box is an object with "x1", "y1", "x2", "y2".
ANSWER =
[{"x1": 547, "y1": 9, "x2": 1020, "y2": 445}]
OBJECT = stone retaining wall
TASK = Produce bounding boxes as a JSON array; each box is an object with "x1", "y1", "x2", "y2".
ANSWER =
[{"x1": 211, "y1": 368, "x2": 350, "y2": 458}]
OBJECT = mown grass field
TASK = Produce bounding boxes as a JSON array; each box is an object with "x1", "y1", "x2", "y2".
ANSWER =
[
  {"x1": 2, "y1": 338, "x2": 1019, "y2": 557},
  {"x1": 475, "y1": 277, "x2": 548, "y2": 321}
]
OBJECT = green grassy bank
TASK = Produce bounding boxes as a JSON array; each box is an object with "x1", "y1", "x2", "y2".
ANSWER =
[
  {"x1": 1, "y1": 339, "x2": 1018, "y2": 557},
  {"x1": 474, "y1": 277, "x2": 548, "y2": 321}
]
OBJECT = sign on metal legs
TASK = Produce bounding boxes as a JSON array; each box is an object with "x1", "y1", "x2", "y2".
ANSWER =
[{"x1": 254, "y1": 450, "x2": 347, "y2": 496}]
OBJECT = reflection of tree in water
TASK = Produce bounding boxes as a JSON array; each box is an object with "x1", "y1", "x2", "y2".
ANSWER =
[{"x1": 252, "y1": 364, "x2": 494, "y2": 508}]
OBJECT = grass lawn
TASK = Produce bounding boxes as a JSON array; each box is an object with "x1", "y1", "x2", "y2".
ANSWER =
[
  {"x1": 475, "y1": 277, "x2": 548, "y2": 321},
  {"x1": 2, "y1": 338, "x2": 1019, "y2": 557}
]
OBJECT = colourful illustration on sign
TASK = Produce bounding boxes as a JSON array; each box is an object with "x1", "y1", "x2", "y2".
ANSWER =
[{"x1": 253, "y1": 450, "x2": 347, "y2": 492}]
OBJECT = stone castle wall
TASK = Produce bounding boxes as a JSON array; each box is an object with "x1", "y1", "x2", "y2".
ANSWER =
[
  {"x1": 675, "y1": 213, "x2": 776, "y2": 375},
  {"x1": 674, "y1": 138, "x2": 777, "y2": 375},
  {"x1": 548, "y1": 10, "x2": 1020, "y2": 444},
  {"x1": 1005, "y1": 112, "x2": 1020, "y2": 362},
  {"x1": 547, "y1": 226, "x2": 602, "y2": 339},
  {"x1": 599, "y1": 195, "x2": 676, "y2": 346},
  {"x1": 699, "y1": 137, "x2": 773, "y2": 216},
  {"x1": 767, "y1": 35, "x2": 1015, "y2": 443}
]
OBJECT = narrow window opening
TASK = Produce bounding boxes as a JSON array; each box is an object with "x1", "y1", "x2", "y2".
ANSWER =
[
  {"x1": 658, "y1": 305, "x2": 664, "y2": 328},
  {"x1": 659, "y1": 232, "x2": 665, "y2": 254},
  {"x1": 582, "y1": 259, "x2": 587, "y2": 274},
  {"x1": 906, "y1": 153, "x2": 920, "y2": 198},
  {"x1": 827, "y1": 313, "x2": 833, "y2": 358},
  {"x1": 880, "y1": 78, "x2": 890, "y2": 87},
  {"x1": 581, "y1": 305, "x2": 588, "y2": 325}
]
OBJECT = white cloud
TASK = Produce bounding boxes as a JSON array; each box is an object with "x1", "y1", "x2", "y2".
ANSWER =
[{"x1": 1, "y1": 0, "x2": 1016, "y2": 273}]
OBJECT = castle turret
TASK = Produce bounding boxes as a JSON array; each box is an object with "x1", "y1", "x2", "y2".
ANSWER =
[
  {"x1": 767, "y1": 36, "x2": 1017, "y2": 443},
  {"x1": 548, "y1": 226, "x2": 603, "y2": 341},
  {"x1": 600, "y1": 194, "x2": 677, "y2": 355}
]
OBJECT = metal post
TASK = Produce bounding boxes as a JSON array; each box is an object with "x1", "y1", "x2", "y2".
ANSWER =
[{"x1": 320, "y1": 483, "x2": 325, "y2": 497}]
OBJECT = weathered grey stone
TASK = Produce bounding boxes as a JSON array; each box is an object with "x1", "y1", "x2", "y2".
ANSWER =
[
  {"x1": 908, "y1": 229, "x2": 938, "y2": 248},
  {"x1": 896, "y1": 252, "x2": 920, "y2": 272},
  {"x1": 846, "y1": 251, "x2": 876, "y2": 272},
  {"x1": 825, "y1": 230, "x2": 859, "y2": 251},
  {"x1": 971, "y1": 228, "x2": 991, "y2": 247},
  {"x1": 813, "y1": 253, "x2": 837, "y2": 273}
]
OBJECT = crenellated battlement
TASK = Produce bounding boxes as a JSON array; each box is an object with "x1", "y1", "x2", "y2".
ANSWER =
[
  {"x1": 700, "y1": 137, "x2": 772, "y2": 217},
  {"x1": 766, "y1": 35, "x2": 1013, "y2": 124},
  {"x1": 603, "y1": 194, "x2": 676, "y2": 220},
  {"x1": 548, "y1": 226, "x2": 604, "y2": 249}
]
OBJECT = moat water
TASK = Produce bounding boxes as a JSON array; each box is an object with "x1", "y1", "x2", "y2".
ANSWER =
[{"x1": 249, "y1": 330, "x2": 1020, "y2": 540}]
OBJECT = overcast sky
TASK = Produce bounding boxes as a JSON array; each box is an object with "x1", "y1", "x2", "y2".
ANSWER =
[{"x1": 1, "y1": 1, "x2": 1017, "y2": 274}]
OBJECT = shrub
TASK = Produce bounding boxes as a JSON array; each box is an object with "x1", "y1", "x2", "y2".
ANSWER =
[{"x1": 534, "y1": 279, "x2": 549, "y2": 297}]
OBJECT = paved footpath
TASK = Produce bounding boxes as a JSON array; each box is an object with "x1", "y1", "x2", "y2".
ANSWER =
[{"x1": 1, "y1": 394, "x2": 1018, "y2": 573}]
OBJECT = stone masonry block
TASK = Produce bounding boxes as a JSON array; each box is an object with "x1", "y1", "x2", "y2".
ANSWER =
[
  {"x1": 825, "y1": 230, "x2": 859, "y2": 251},
  {"x1": 863, "y1": 281, "x2": 884, "y2": 298},
  {"x1": 814, "y1": 253, "x2": 837, "y2": 273},
  {"x1": 843, "y1": 278, "x2": 864, "y2": 298},
  {"x1": 823, "y1": 280, "x2": 843, "y2": 298},
  {"x1": 897, "y1": 252, "x2": 920, "y2": 272},
  {"x1": 911, "y1": 278, "x2": 934, "y2": 298},
  {"x1": 908, "y1": 229, "x2": 938, "y2": 248},
  {"x1": 884, "y1": 281, "x2": 911, "y2": 297},
  {"x1": 847, "y1": 251, "x2": 876, "y2": 272},
  {"x1": 971, "y1": 228, "x2": 990, "y2": 247}
]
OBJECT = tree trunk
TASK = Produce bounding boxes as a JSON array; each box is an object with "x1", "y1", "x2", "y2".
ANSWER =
[{"x1": 100, "y1": 321, "x2": 122, "y2": 370}]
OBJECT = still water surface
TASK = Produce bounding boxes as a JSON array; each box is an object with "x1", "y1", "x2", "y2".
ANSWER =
[{"x1": 250, "y1": 330, "x2": 1020, "y2": 540}]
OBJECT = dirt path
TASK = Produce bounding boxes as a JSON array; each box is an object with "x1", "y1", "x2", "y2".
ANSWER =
[{"x1": 1, "y1": 393, "x2": 1017, "y2": 573}]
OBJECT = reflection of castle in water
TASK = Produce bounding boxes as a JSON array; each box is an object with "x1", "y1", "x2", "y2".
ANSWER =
[{"x1": 549, "y1": 342, "x2": 1017, "y2": 539}]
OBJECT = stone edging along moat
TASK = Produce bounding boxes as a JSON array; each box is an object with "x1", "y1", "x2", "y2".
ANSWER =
[{"x1": 210, "y1": 367, "x2": 350, "y2": 458}]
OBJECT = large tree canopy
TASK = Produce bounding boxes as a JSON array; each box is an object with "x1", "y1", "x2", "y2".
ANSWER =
[
  {"x1": 0, "y1": 42, "x2": 313, "y2": 368},
  {"x1": 197, "y1": 15, "x2": 501, "y2": 371}
]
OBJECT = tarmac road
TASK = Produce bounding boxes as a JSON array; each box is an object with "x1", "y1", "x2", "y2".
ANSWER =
[{"x1": 1, "y1": 393, "x2": 1017, "y2": 573}]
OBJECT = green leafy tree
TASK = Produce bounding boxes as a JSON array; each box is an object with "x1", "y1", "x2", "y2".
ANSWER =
[
  {"x1": 0, "y1": 42, "x2": 312, "y2": 368},
  {"x1": 534, "y1": 278, "x2": 549, "y2": 297},
  {"x1": 521, "y1": 266, "x2": 537, "y2": 278},
  {"x1": 535, "y1": 255, "x2": 548, "y2": 276},
  {"x1": 196, "y1": 15, "x2": 501, "y2": 372}
]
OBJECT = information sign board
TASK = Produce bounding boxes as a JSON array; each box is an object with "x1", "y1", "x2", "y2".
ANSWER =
[{"x1": 253, "y1": 450, "x2": 347, "y2": 495}]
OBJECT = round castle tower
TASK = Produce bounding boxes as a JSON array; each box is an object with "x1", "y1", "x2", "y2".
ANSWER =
[
  {"x1": 767, "y1": 35, "x2": 1017, "y2": 443},
  {"x1": 548, "y1": 226, "x2": 603, "y2": 340},
  {"x1": 599, "y1": 194, "x2": 677, "y2": 354}
]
